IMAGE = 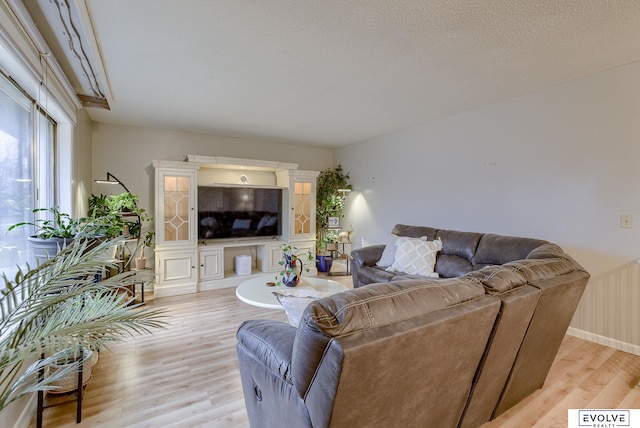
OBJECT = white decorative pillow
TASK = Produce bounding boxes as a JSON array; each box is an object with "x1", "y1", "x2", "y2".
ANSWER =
[
  {"x1": 377, "y1": 235, "x2": 429, "y2": 267},
  {"x1": 272, "y1": 288, "x2": 336, "y2": 327},
  {"x1": 376, "y1": 234, "x2": 399, "y2": 267},
  {"x1": 386, "y1": 237, "x2": 443, "y2": 277}
]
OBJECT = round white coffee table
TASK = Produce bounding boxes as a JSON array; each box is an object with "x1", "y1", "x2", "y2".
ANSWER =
[{"x1": 236, "y1": 274, "x2": 348, "y2": 309}]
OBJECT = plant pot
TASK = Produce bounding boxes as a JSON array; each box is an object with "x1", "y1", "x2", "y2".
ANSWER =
[
  {"x1": 134, "y1": 257, "x2": 146, "y2": 270},
  {"x1": 46, "y1": 349, "x2": 92, "y2": 394},
  {"x1": 27, "y1": 236, "x2": 72, "y2": 264},
  {"x1": 316, "y1": 255, "x2": 333, "y2": 273}
]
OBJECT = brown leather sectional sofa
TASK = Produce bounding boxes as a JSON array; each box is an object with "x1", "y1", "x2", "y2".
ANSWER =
[{"x1": 236, "y1": 224, "x2": 589, "y2": 427}]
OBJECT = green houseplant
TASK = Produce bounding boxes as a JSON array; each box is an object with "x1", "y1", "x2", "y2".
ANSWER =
[
  {"x1": 316, "y1": 165, "x2": 352, "y2": 272},
  {"x1": 0, "y1": 236, "x2": 167, "y2": 411},
  {"x1": 7, "y1": 206, "x2": 108, "y2": 264},
  {"x1": 88, "y1": 192, "x2": 152, "y2": 238},
  {"x1": 7, "y1": 206, "x2": 102, "y2": 240},
  {"x1": 134, "y1": 231, "x2": 154, "y2": 270},
  {"x1": 87, "y1": 194, "x2": 111, "y2": 219}
]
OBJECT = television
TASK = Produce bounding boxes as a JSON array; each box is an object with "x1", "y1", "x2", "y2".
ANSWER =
[{"x1": 197, "y1": 186, "x2": 283, "y2": 240}]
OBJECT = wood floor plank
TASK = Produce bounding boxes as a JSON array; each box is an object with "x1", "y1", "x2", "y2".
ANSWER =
[
  {"x1": 546, "y1": 340, "x2": 616, "y2": 388},
  {"x1": 28, "y1": 276, "x2": 640, "y2": 428},
  {"x1": 585, "y1": 354, "x2": 640, "y2": 409},
  {"x1": 530, "y1": 385, "x2": 593, "y2": 428},
  {"x1": 485, "y1": 380, "x2": 576, "y2": 428},
  {"x1": 578, "y1": 350, "x2": 636, "y2": 395},
  {"x1": 619, "y1": 387, "x2": 640, "y2": 409},
  {"x1": 552, "y1": 335, "x2": 585, "y2": 362}
]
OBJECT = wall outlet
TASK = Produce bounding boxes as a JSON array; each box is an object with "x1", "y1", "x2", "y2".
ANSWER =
[{"x1": 620, "y1": 214, "x2": 633, "y2": 228}]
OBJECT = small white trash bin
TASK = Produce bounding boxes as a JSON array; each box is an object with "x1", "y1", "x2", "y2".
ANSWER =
[{"x1": 235, "y1": 255, "x2": 252, "y2": 276}]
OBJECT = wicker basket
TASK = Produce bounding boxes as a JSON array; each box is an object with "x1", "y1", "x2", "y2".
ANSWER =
[
  {"x1": 46, "y1": 349, "x2": 93, "y2": 394},
  {"x1": 90, "y1": 348, "x2": 99, "y2": 367}
]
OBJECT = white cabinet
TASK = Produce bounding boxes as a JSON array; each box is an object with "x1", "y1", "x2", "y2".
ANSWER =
[
  {"x1": 154, "y1": 161, "x2": 198, "y2": 248},
  {"x1": 153, "y1": 161, "x2": 199, "y2": 297},
  {"x1": 153, "y1": 157, "x2": 319, "y2": 294},
  {"x1": 289, "y1": 240, "x2": 315, "y2": 270},
  {"x1": 154, "y1": 249, "x2": 198, "y2": 297},
  {"x1": 276, "y1": 170, "x2": 319, "y2": 243},
  {"x1": 257, "y1": 243, "x2": 284, "y2": 272},
  {"x1": 276, "y1": 170, "x2": 319, "y2": 276},
  {"x1": 199, "y1": 247, "x2": 223, "y2": 281}
]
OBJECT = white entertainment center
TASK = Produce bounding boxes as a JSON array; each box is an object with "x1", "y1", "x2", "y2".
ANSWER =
[{"x1": 152, "y1": 156, "x2": 319, "y2": 298}]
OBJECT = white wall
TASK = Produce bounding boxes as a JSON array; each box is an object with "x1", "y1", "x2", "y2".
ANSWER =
[
  {"x1": 91, "y1": 122, "x2": 334, "y2": 219},
  {"x1": 336, "y1": 60, "x2": 640, "y2": 353},
  {"x1": 337, "y1": 60, "x2": 640, "y2": 278},
  {"x1": 72, "y1": 108, "x2": 93, "y2": 217}
]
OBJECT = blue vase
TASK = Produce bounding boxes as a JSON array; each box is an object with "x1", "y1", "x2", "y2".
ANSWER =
[{"x1": 316, "y1": 255, "x2": 333, "y2": 273}]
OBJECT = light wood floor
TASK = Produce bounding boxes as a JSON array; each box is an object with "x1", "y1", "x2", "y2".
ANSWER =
[{"x1": 30, "y1": 276, "x2": 640, "y2": 428}]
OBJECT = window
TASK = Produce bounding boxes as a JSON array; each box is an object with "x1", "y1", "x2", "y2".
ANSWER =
[{"x1": 0, "y1": 72, "x2": 56, "y2": 277}]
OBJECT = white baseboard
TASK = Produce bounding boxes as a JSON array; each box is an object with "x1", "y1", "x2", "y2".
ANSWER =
[
  {"x1": 13, "y1": 393, "x2": 36, "y2": 428},
  {"x1": 153, "y1": 283, "x2": 197, "y2": 298},
  {"x1": 567, "y1": 327, "x2": 640, "y2": 356}
]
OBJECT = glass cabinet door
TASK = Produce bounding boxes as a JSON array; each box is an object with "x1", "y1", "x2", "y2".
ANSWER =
[
  {"x1": 156, "y1": 168, "x2": 196, "y2": 247},
  {"x1": 293, "y1": 181, "x2": 312, "y2": 236},
  {"x1": 275, "y1": 169, "x2": 318, "y2": 242},
  {"x1": 163, "y1": 175, "x2": 191, "y2": 242}
]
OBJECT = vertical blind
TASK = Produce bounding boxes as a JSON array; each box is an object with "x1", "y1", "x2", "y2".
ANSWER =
[{"x1": 0, "y1": 73, "x2": 55, "y2": 276}]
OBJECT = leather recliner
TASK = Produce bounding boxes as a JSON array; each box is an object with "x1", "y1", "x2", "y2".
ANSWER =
[
  {"x1": 236, "y1": 225, "x2": 589, "y2": 427},
  {"x1": 237, "y1": 279, "x2": 500, "y2": 427}
]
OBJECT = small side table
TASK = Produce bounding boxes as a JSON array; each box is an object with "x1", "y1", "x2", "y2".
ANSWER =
[
  {"x1": 127, "y1": 267, "x2": 152, "y2": 304},
  {"x1": 328, "y1": 242, "x2": 351, "y2": 276}
]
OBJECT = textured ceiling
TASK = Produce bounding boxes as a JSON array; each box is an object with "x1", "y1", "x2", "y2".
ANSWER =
[{"x1": 49, "y1": 1, "x2": 640, "y2": 146}]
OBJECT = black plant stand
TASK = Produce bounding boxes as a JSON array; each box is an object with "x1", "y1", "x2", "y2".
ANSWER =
[
  {"x1": 36, "y1": 348, "x2": 86, "y2": 427},
  {"x1": 328, "y1": 242, "x2": 351, "y2": 276}
]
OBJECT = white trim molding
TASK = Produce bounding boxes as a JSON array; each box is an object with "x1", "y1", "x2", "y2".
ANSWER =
[{"x1": 567, "y1": 327, "x2": 640, "y2": 357}]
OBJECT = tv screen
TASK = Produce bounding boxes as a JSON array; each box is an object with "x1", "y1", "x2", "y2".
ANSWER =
[{"x1": 197, "y1": 186, "x2": 283, "y2": 240}]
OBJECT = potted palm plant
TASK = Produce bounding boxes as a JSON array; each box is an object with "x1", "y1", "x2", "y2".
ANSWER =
[{"x1": 0, "y1": 236, "x2": 167, "y2": 411}]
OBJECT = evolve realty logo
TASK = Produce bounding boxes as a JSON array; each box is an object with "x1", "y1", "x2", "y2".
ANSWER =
[{"x1": 568, "y1": 410, "x2": 637, "y2": 428}]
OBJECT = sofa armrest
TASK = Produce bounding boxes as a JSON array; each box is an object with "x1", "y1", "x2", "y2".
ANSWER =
[
  {"x1": 236, "y1": 319, "x2": 297, "y2": 383},
  {"x1": 351, "y1": 245, "x2": 387, "y2": 288},
  {"x1": 351, "y1": 244, "x2": 386, "y2": 268}
]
